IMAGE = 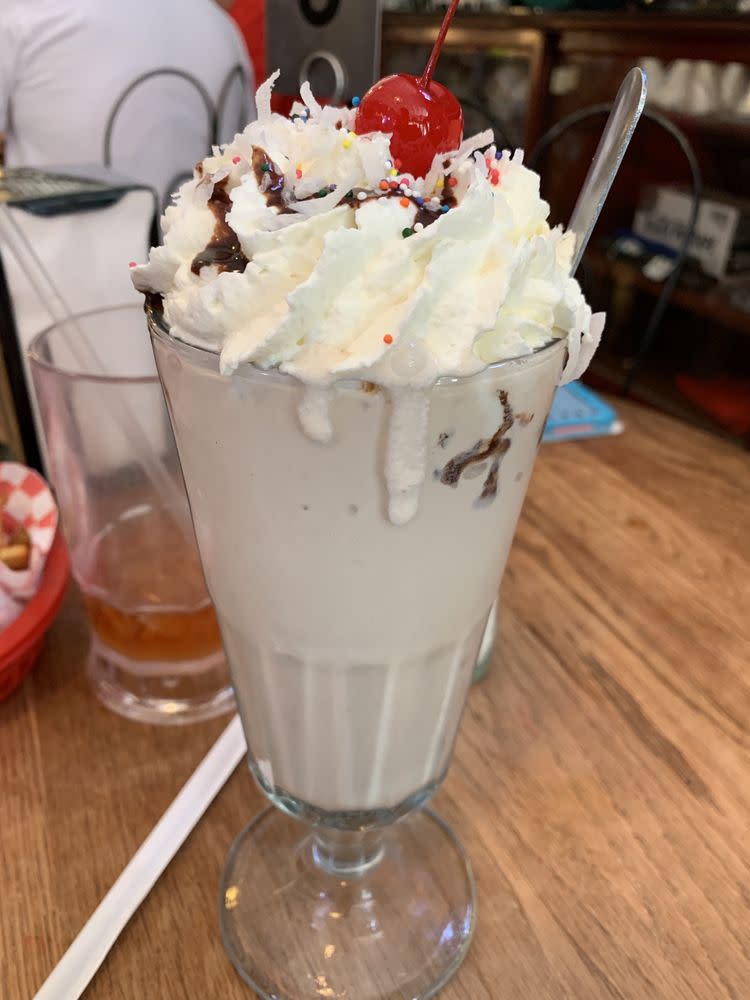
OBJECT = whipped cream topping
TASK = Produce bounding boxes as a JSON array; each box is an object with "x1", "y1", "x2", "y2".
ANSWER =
[{"x1": 134, "y1": 73, "x2": 604, "y2": 523}]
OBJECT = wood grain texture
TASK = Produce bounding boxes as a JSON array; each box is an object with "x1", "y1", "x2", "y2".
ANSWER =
[{"x1": 2, "y1": 399, "x2": 749, "y2": 999}]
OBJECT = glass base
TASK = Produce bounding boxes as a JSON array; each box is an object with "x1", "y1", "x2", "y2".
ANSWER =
[
  {"x1": 219, "y1": 806, "x2": 476, "y2": 1000},
  {"x1": 87, "y1": 640, "x2": 234, "y2": 725},
  {"x1": 252, "y1": 758, "x2": 445, "y2": 831}
]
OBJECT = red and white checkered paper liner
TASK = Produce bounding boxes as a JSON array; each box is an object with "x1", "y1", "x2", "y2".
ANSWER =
[{"x1": 0, "y1": 462, "x2": 59, "y2": 629}]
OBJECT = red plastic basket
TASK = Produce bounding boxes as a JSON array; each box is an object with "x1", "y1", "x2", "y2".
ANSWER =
[{"x1": 0, "y1": 530, "x2": 70, "y2": 700}]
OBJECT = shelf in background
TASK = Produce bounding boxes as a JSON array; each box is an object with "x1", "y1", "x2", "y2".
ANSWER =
[
  {"x1": 382, "y1": 10, "x2": 750, "y2": 62},
  {"x1": 663, "y1": 109, "x2": 750, "y2": 141},
  {"x1": 382, "y1": 9, "x2": 750, "y2": 155},
  {"x1": 584, "y1": 249, "x2": 750, "y2": 339},
  {"x1": 586, "y1": 350, "x2": 748, "y2": 449},
  {"x1": 382, "y1": 10, "x2": 750, "y2": 37}
]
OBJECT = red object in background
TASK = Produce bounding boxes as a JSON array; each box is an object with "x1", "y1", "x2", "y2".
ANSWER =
[
  {"x1": 228, "y1": 0, "x2": 296, "y2": 115},
  {"x1": 675, "y1": 375, "x2": 750, "y2": 437},
  {"x1": 0, "y1": 530, "x2": 69, "y2": 701},
  {"x1": 354, "y1": 0, "x2": 463, "y2": 178},
  {"x1": 228, "y1": 0, "x2": 266, "y2": 85}
]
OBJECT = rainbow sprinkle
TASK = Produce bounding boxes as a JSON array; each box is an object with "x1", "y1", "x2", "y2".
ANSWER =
[
  {"x1": 232, "y1": 156, "x2": 241, "y2": 165},
  {"x1": 352, "y1": 96, "x2": 361, "y2": 107},
  {"x1": 383, "y1": 333, "x2": 393, "y2": 344}
]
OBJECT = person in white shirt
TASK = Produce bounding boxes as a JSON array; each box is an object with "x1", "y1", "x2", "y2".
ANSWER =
[
  {"x1": 0, "y1": 0, "x2": 255, "y2": 203},
  {"x1": 0, "y1": 0, "x2": 256, "y2": 466}
]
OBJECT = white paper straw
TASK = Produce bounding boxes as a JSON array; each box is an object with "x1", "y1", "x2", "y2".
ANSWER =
[{"x1": 34, "y1": 714, "x2": 247, "y2": 1000}]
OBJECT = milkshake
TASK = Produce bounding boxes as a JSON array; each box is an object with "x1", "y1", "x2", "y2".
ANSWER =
[
  {"x1": 152, "y1": 321, "x2": 564, "y2": 813},
  {"x1": 135, "y1": 65, "x2": 604, "y2": 998},
  {"x1": 137, "y1": 74, "x2": 600, "y2": 816}
]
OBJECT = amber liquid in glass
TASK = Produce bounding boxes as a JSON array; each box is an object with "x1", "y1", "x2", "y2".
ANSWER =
[{"x1": 79, "y1": 504, "x2": 222, "y2": 663}]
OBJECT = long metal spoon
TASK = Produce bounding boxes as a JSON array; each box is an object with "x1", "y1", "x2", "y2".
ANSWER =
[{"x1": 568, "y1": 67, "x2": 648, "y2": 274}]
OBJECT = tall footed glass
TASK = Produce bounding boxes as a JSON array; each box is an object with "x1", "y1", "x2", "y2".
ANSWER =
[{"x1": 150, "y1": 309, "x2": 565, "y2": 999}]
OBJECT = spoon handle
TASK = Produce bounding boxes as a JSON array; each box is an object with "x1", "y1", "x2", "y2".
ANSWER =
[{"x1": 568, "y1": 67, "x2": 648, "y2": 275}]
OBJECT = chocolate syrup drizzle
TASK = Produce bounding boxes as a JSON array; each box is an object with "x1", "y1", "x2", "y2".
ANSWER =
[
  {"x1": 191, "y1": 147, "x2": 296, "y2": 277},
  {"x1": 341, "y1": 182, "x2": 457, "y2": 231},
  {"x1": 187, "y1": 143, "x2": 460, "y2": 280},
  {"x1": 251, "y1": 146, "x2": 295, "y2": 214},
  {"x1": 190, "y1": 179, "x2": 249, "y2": 276},
  {"x1": 439, "y1": 390, "x2": 515, "y2": 503},
  {"x1": 144, "y1": 291, "x2": 164, "y2": 316}
]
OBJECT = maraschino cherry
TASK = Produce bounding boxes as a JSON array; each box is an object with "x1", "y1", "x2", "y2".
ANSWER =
[{"x1": 354, "y1": 0, "x2": 464, "y2": 179}]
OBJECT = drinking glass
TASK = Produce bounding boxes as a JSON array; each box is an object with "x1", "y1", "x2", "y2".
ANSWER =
[
  {"x1": 150, "y1": 305, "x2": 565, "y2": 997},
  {"x1": 29, "y1": 305, "x2": 232, "y2": 724}
]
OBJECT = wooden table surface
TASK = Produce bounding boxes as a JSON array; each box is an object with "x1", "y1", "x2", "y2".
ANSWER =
[{"x1": 3, "y1": 400, "x2": 749, "y2": 1000}]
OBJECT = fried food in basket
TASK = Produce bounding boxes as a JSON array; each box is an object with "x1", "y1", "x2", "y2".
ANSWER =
[{"x1": 0, "y1": 495, "x2": 30, "y2": 571}]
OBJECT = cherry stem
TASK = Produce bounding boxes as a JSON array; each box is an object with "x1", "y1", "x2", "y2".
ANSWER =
[{"x1": 419, "y1": 0, "x2": 462, "y2": 90}]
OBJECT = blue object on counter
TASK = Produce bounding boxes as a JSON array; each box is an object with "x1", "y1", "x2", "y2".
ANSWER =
[{"x1": 543, "y1": 382, "x2": 623, "y2": 442}]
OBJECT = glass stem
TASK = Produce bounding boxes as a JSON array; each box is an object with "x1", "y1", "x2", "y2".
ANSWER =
[{"x1": 312, "y1": 828, "x2": 385, "y2": 877}]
